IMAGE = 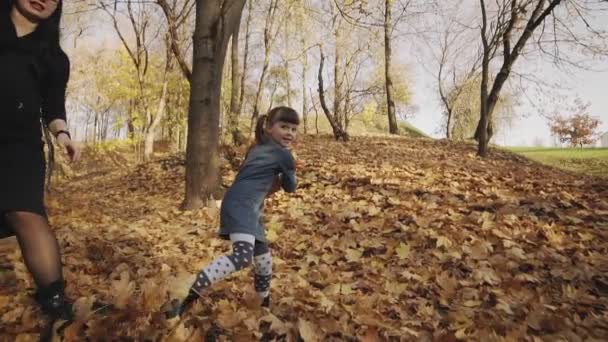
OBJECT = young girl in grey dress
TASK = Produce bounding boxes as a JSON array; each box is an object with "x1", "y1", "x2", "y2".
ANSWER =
[{"x1": 167, "y1": 106, "x2": 299, "y2": 317}]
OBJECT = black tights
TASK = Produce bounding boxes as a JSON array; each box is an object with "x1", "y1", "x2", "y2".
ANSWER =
[{"x1": 4, "y1": 212, "x2": 63, "y2": 288}]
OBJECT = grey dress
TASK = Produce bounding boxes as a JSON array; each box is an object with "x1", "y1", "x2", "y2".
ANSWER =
[{"x1": 219, "y1": 136, "x2": 297, "y2": 242}]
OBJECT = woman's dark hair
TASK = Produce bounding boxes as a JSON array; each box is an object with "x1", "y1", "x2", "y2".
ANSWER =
[
  {"x1": 254, "y1": 106, "x2": 300, "y2": 144},
  {"x1": 2, "y1": 0, "x2": 63, "y2": 52}
]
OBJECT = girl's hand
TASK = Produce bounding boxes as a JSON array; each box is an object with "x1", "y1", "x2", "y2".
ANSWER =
[
  {"x1": 56, "y1": 133, "x2": 80, "y2": 163},
  {"x1": 268, "y1": 175, "x2": 282, "y2": 195}
]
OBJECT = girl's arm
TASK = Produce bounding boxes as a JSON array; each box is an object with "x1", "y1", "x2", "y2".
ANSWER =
[{"x1": 278, "y1": 149, "x2": 297, "y2": 193}]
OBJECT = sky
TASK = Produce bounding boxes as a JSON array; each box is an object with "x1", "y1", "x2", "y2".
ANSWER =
[
  {"x1": 401, "y1": 1, "x2": 608, "y2": 147},
  {"x1": 404, "y1": 52, "x2": 608, "y2": 147}
]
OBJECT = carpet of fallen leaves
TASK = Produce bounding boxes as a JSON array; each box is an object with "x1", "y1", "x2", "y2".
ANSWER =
[{"x1": 1, "y1": 135, "x2": 608, "y2": 341}]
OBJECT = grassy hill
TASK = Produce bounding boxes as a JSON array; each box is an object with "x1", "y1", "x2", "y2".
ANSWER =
[{"x1": 506, "y1": 147, "x2": 608, "y2": 178}]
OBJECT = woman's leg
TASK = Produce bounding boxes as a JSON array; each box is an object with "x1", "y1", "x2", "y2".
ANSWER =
[
  {"x1": 4, "y1": 211, "x2": 71, "y2": 319},
  {"x1": 4, "y1": 211, "x2": 62, "y2": 287}
]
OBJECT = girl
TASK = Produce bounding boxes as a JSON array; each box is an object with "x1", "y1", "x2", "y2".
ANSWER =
[
  {"x1": 166, "y1": 106, "x2": 299, "y2": 318},
  {"x1": 0, "y1": 0, "x2": 78, "y2": 320}
]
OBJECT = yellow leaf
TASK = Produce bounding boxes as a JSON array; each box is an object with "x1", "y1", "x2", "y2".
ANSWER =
[
  {"x1": 111, "y1": 271, "x2": 134, "y2": 309},
  {"x1": 266, "y1": 229, "x2": 279, "y2": 242},
  {"x1": 368, "y1": 206, "x2": 381, "y2": 217},
  {"x1": 319, "y1": 294, "x2": 335, "y2": 313},
  {"x1": 462, "y1": 300, "x2": 482, "y2": 307},
  {"x1": 436, "y1": 236, "x2": 453, "y2": 249},
  {"x1": 345, "y1": 248, "x2": 363, "y2": 262},
  {"x1": 455, "y1": 328, "x2": 469, "y2": 339},
  {"x1": 474, "y1": 267, "x2": 501, "y2": 285},
  {"x1": 578, "y1": 232, "x2": 594, "y2": 241},
  {"x1": 340, "y1": 283, "x2": 355, "y2": 295},
  {"x1": 385, "y1": 281, "x2": 408, "y2": 295},
  {"x1": 396, "y1": 243, "x2": 410, "y2": 259}
]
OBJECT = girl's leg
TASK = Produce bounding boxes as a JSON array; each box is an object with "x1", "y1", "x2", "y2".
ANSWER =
[
  {"x1": 167, "y1": 233, "x2": 257, "y2": 317},
  {"x1": 253, "y1": 241, "x2": 272, "y2": 304},
  {"x1": 4, "y1": 211, "x2": 71, "y2": 319},
  {"x1": 189, "y1": 233, "x2": 256, "y2": 294}
]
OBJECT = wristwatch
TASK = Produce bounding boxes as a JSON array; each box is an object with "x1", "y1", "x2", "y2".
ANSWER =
[{"x1": 54, "y1": 130, "x2": 71, "y2": 139}]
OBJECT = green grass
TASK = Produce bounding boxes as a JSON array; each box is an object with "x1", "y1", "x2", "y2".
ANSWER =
[
  {"x1": 397, "y1": 121, "x2": 428, "y2": 138},
  {"x1": 505, "y1": 147, "x2": 608, "y2": 178}
]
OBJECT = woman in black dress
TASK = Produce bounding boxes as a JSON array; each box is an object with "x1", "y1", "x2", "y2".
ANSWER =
[{"x1": 0, "y1": 0, "x2": 79, "y2": 320}]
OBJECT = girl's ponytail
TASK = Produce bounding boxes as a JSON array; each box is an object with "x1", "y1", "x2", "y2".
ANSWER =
[{"x1": 254, "y1": 114, "x2": 268, "y2": 145}]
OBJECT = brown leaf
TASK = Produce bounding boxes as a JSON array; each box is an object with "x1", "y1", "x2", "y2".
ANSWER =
[
  {"x1": 360, "y1": 326, "x2": 381, "y2": 342},
  {"x1": 298, "y1": 318, "x2": 321, "y2": 342}
]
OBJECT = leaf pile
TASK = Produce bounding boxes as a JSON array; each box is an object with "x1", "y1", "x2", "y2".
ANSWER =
[{"x1": 1, "y1": 135, "x2": 607, "y2": 341}]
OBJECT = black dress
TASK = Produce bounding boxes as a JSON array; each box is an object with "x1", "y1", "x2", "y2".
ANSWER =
[{"x1": 0, "y1": 15, "x2": 70, "y2": 238}]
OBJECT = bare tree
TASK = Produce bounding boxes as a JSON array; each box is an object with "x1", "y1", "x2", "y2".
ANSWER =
[
  {"x1": 333, "y1": 0, "x2": 420, "y2": 135},
  {"x1": 250, "y1": 0, "x2": 282, "y2": 132},
  {"x1": 100, "y1": 0, "x2": 170, "y2": 161},
  {"x1": 156, "y1": 0, "x2": 195, "y2": 81},
  {"x1": 430, "y1": 10, "x2": 481, "y2": 139},
  {"x1": 227, "y1": 3, "x2": 245, "y2": 145},
  {"x1": 318, "y1": 45, "x2": 349, "y2": 140},
  {"x1": 474, "y1": 0, "x2": 608, "y2": 156}
]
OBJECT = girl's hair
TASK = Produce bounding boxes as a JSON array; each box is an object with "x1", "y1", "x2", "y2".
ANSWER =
[
  {"x1": 1, "y1": 0, "x2": 64, "y2": 52},
  {"x1": 254, "y1": 106, "x2": 300, "y2": 145}
]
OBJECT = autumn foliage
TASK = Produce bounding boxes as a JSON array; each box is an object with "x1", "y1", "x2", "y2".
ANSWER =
[
  {"x1": 1, "y1": 135, "x2": 607, "y2": 341},
  {"x1": 549, "y1": 102, "x2": 602, "y2": 148}
]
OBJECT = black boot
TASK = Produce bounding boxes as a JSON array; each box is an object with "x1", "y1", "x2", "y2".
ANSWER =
[
  {"x1": 165, "y1": 290, "x2": 198, "y2": 319},
  {"x1": 34, "y1": 279, "x2": 73, "y2": 321},
  {"x1": 261, "y1": 295, "x2": 270, "y2": 308}
]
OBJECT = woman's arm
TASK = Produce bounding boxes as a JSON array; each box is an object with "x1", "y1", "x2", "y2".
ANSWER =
[{"x1": 42, "y1": 52, "x2": 79, "y2": 162}]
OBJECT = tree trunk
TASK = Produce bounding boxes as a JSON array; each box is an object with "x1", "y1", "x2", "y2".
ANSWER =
[
  {"x1": 228, "y1": 8, "x2": 244, "y2": 145},
  {"x1": 475, "y1": 0, "x2": 564, "y2": 156},
  {"x1": 127, "y1": 99, "x2": 135, "y2": 137},
  {"x1": 232, "y1": 0, "x2": 252, "y2": 146},
  {"x1": 283, "y1": 21, "x2": 292, "y2": 108},
  {"x1": 384, "y1": 0, "x2": 398, "y2": 135},
  {"x1": 446, "y1": 108, "x2": 453, "y2": 139},
  {"x1": 302, "y1": 54, "x2": 308, "y2": 134},
  {"x1": 300, "y1": 12, "x2": 308, "y2": 134},
  {"x1": 250, "y1": 0, "x2": 278, "y2": 133},
  {"x1": 143, "y1": 52, "x2": 172, "y2": 160},
  {"x1": 183, "y1": 0, "x2": 246, "y2": 210},
  {"x1": 333, "y1": 22, "x2": 343, "y2": 131},
  {"x1": 318, "y1": 46, "x2": 348, "y2": 141}
]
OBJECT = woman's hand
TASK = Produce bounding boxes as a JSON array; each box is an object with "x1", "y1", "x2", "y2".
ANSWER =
[{"x1": 56, "y1": 133, "x2": 80, "y2": 163}]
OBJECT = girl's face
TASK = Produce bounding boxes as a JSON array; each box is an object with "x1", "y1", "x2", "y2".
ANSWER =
[
  {"x1": 267, "y1": 120, "x2": 298, "y2": 148},
  {"x1": 14, "y1": 0, "x2": 59, "y2": 22}
]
